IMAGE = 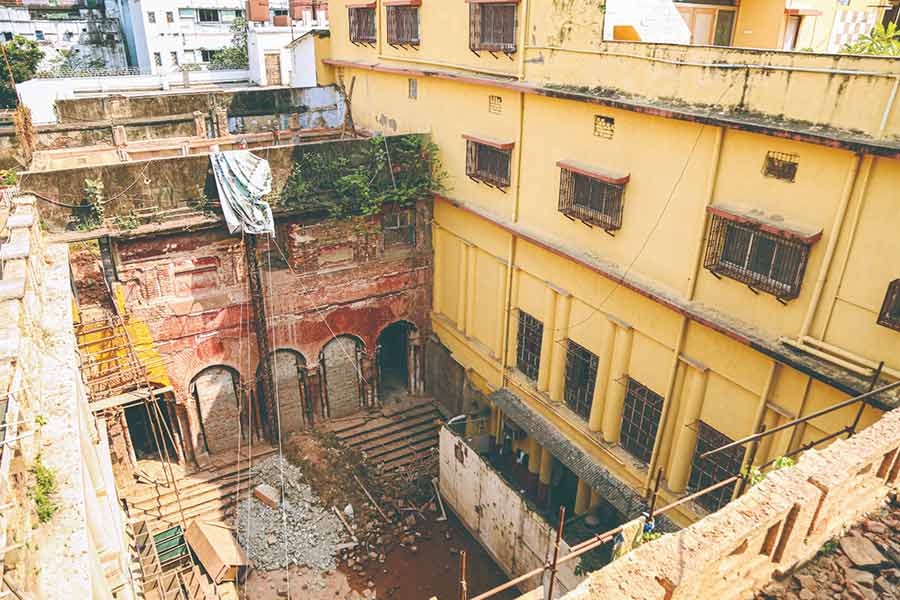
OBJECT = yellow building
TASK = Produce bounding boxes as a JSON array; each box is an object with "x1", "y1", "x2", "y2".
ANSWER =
[{"x1": 316, "y1": 0, "x2": 900, "y2": 527}]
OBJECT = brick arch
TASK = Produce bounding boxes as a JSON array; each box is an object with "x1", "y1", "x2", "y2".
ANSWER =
[
  {"x1": 320, "y1": 334, "x2": 367, "y2": 419},
  {"x1": 189, "y1": 364, "x2": 243, "y2": 456},
  {"x1": 264, "y1": 348, "x2": 312, "y2": 434}
]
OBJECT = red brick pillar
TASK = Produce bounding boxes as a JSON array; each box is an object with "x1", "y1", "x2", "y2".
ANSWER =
[{"x1": 193, "y1": 110, "x2": 207, "y2": 138}]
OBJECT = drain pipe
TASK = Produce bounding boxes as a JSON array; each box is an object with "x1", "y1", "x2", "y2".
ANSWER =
[{"x1": 798, "y1": 153, "x2": 862, "y2": 339}]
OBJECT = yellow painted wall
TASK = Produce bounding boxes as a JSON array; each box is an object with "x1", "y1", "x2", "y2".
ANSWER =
[{"x1": 734, "y1": 0, "x2": 787, "y2": 49}]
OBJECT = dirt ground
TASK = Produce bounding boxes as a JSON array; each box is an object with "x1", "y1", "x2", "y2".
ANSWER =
[{"x1": 241, "y1": 430, "x2": 518, "y2": 600}]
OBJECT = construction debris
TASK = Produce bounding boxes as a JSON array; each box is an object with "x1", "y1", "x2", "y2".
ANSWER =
[
  {"x1": 253, "y1": 483, "x2": 280, "y2": 509},
  {"x1": 234, "y1": 456, "x2": 344, "y2": 571}
]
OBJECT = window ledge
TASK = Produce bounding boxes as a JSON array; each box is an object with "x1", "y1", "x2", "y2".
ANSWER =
[
  {"x1": 385, "y1": 0, "x2": 421, "y2": 5},
  {"x1": 785, "y1": 8, "x2": 822, "y2": 16},
  {"x1": 466, "y1": 0, "x2": 520, "y2": 3},
  {"x1": 462, "y1": 133, "x2": 514, "y2": 151},
  {"x1": 557, "y1": 160, "x2": 630, "y2": 185},
  {"x1": 347, "y1": 2, "x2": 376, "y2": 8},
  {"x1": 707, "y1": 203, "x2": 822, "y2": 244}
]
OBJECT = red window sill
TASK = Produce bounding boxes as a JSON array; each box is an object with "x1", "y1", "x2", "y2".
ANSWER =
[
  {"x1": 463, "y1": 134, "x2": 514, "y2": 151},
  {"x1": 707, "y1": 203, "x2": 822, "y2": 244},
  {"x1": 556, "y1": 160, "x2": 630, "y2": 185}
]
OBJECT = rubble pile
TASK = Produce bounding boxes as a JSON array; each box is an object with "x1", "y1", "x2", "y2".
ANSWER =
[
  {"x1": 234, "y1": 455, "x2": 345, "y2": 571},
  {"x1": 758, "y1": 493, "x2": 900, "y2": 600}
]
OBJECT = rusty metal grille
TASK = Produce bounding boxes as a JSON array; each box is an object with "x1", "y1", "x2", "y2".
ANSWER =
[
  {"x1": 762, "y1": 151, "x2": 799, "y2": 182},
  {"x1": 620, "y1": 379, "x2": 663, "y2": 464},
  {"x1": 349, "y1": 7, "x2": 376, "y2": 43},
  {"x1": 469, "y1": 3, "x2": 517, "y2": 53},
  {"x1": 689, "y1": 422, "x2": 743, "y2": 513},
  {"x1": 564, "y1": 342, "x2": 599, "y2": 421},
  {"x1": 386, "y1": 6, "x2": 419, "y2": 45},
  {"x1": 704, "y1": 215, "x2": 810, "y2": 300},
  {"x1": 466, "y1": 140, "x2": 511, "y2": 188},
  {"x1": 558, "y1": 169, "x2": 625, "y2": 231},
  {"x1": 516, "y1": 311, "x2": 543, "y2": 381},
  {"x1": 878, "y1": 279, "x2": 900, "y2": 331},
  {"x1": 382, "y1": 209, "x2": 415, "y2": 247}
]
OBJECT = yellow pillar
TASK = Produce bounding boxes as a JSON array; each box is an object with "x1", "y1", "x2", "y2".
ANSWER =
[
  {"x1": 456, "y1": 241, "x2": 469, "y2": 331},
  {"x1": 432, "y1": 227, "x2": 443, "y2": 315},
  {"x1": 528, "y1": 438, "x2": 542, "y2": 475},
  {"x1": 667, "y1": 366, "x2": 709, "y2": 493},
  {"x1": 465, "y1": 245, "x2": 477, "y2": 338},
  {"x1": 601, "y1": 323, "x2": 634, "y2": 443},
  {"x1": 588, "y1": 318, "x2": 615, "y2": 432},
  {"x1": 574, "y1": 479, "x2": 592, "y2": 515},
  {"x1": 539, "y1": 447, "x2": 554, "y2": 486},
  {"x1": 494, "y1": 262, "x2": 508, "y2": 358},
  {"x1": 589, "y1": 487, "x2": 603, "y2": 509},
  {"x1": 548, "y1": 293, "x2": 572, "y2": 403},
  {"x1": 537, "y1": 287, "x2": 558, "y2": 392}
]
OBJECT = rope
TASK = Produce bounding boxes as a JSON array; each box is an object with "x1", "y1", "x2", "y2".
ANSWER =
[{"x1": 265, "y1": 232, "x2": 292, "y2": 600}]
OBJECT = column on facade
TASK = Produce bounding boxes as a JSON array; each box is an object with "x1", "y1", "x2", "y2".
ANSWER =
[
  {"x1": 192, "y1": 110, "x2": 207, "y2": 138},
  {"x1": 588, "y1": 318, "x2": 616, "y2": 433},
  {"x1": 574, "y1": 479, "x2": 592, "y2": 515},
  {"x1": 84, "y1": 467, "x2": 116, "y2": 565},
  {"x1": 457, "y1": 240, "x2": 469, "y2": 333},
  {"x1": 432, "y1": 227, "x2": 444, "y2": 316},
  {"x1": 548, "y1": 293, "x2": 573, "y2": 403},
  {"x1": 527, "y1": 437, "x2": 542, "y2": 496},
  {"x1": 600, "y1": 323, "x2": 634, "y2": 443},
  {"x1": 667, "y1": 365, "x2": 709, "y2": 493},
  {"x1": 494, "y1": 262, "x2": 509, "y2": 359},
  {"x1": 589, "y1": 487, "x2": 603, "y2": 509},
  {"x1": 464, "y1": 244, "x2": 477, "y2": 338},
  {"x1": 537, "y1": 287, "x2": 559, "y2": 393},
  {"x1": 79, "y1": 400, "x2": 106, "y2": 497},
  {"x1": 537, "y1": 447, "x2": 554, "y2": 509}
]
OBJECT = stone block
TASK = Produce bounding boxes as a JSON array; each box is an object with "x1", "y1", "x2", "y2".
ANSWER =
[{"x1": 254, "y1": 483, "x2": 280, "y2": 509}]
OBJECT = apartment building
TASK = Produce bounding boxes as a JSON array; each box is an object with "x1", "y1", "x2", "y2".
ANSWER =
[
  {"x1": 114, "y1": 0, "x2": 328, "y2": 74},
  {"x1": 321, "y1": 0, "x2": 900, "y2": 530},
  {"x1": 0, "y1": 1, "x2": 127, "y2": 73}
]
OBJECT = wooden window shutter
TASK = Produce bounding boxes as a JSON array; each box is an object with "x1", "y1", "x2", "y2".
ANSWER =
[{"x1": 469, "y1": 3, "x2": 482, "y2": 50}]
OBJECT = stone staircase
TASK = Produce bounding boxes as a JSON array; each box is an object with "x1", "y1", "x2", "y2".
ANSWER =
[
  {"x1": 324, "y1": 397, "x2": 444, "y2": 474},
  {"x1": 126, "y1": 446, "x2": 277, "y2": 534}
]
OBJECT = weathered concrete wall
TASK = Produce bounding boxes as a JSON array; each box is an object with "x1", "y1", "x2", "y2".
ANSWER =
[
  {"x1": 439, "y1": 427, "x2": 583, "y2": 596},
  {"x1": 553, "y1": 404, "x2": 900, "y2": 600}
]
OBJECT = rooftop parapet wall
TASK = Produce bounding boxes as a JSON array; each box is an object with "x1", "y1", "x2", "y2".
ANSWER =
[
  {"x1": 554, "y1": 404, "x2": 900, "y2": 600},
  {"x1": 521, "y1": 42, "x2": 900, "y2": 144}
]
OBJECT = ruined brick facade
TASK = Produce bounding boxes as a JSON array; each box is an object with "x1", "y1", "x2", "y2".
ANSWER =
[{"x1": 75, "y1": 201, "x2": 433, "y2": 467}]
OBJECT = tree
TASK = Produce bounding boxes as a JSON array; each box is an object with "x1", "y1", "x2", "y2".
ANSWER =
[
  {"x1": 843, "y1": 23, "x2": 900, "y2": 57},
  {"x1": 210, "y1": 17, "x2": 249, "y2": 69},
  {"x1": 48, "y1": 49, "x2": 106, "y2": 76},
  {"x1": 0, "y1": 36, "x2": 44, "y2": 108}
]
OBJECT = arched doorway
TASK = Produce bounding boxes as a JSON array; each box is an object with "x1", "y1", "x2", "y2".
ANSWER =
[
  {"x1": 267, "y1": 349, "x2": 310, "y2": 436},
  {"x1": 123, "y1": 393, "x2": 178, "y2": 463},
  {"x1": 376, "y1": 321, "x2": 416, "y2": 403},
  {"x1": 320, "y1": 335, "x2": 365, "y2": 419},
  {"x1": 190, "y1": 366, "x2": 243, "y2": 456}
]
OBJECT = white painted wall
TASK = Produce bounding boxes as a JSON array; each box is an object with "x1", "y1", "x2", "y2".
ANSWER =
[
  {"x1": 438, "y1": 428, "x2": 583, "y2": 596},
  {"x1": 290, "y1": 33, "x2": 318, "y2": 88},
  {"x1": 603, "y1": 0, "x2": 691, "y2": 44},
  {"x1": 248, "y1": 27, "x2": 295, "y2": 86}
]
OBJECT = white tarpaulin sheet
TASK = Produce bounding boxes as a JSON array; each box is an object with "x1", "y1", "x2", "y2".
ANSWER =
[{"x1": 210, "y1": 150, "x2": 275, "y2": 235}]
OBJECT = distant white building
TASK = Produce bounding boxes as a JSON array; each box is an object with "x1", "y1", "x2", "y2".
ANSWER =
[
  {"x1": 112, "y1": 0, "x2": 328, "y2": 75},
  {"x1": 0, "y1": 1, "x2": 128, "y2": 74}
]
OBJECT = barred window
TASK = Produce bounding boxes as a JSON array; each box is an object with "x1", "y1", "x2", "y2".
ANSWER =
[
  {"x1": 704, "y1": 213, "x2": 813, "y2": 300},
  {"x1": 469, "y1": 3, "x2": 517, "y2": 53},
  {"x1": 878, "y1": 279, "x2": 900, "y2": 332},
  {"x1": 382, "y1": 209, "x2": 415, "y2": 247},
  {"x1": 689, "y1": 422, "x2": 743, "y2": 513},
  {"x1": 558, "y1": 162, "x2": 628, "y2": 231},
  {"x1": 516, "y1": 311, "x2": 543, "y2": 381},
  {"x1": 564, "y1": 342, "x2": 599, "y2": 421},
  {"x1": 387, "y1": 6, "x2": 419, "y2": 45},
  {"x1": 620, "y1": 379, "x2": 663, "y2": 464},
  {"x1": 349, "y1": 6, "x2": 376, "y2": 43},
  {"x1": 762, "y1": 151, "x2": 799, "y2": 182},
  {"x1": 465, "y1": 139, "x2": 512, "y2": 188}
]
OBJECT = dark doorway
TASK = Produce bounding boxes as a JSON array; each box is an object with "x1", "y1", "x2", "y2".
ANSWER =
[
  {"x1": 548, "y1": 462, "x2": 579, "y2": 521},
  {"x1": 124, "y1": 399, "x2": 178, "y2": 461},
  {"x1": 377, "y1": 321, "x2": 413, "y2": 403}
]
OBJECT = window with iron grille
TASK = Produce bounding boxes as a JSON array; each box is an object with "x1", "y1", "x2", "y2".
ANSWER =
[
  {"x1": 516, "y1": 311, "x2": 543, "y2": 381},
  {"x1": 704, "y1": 214, "x2": 811, "y2": 300},
  {"x1": 564, "y1": 342, "x2": 599, "y2": 421},
  {"x1": 387, "y1": 6, "x2": 419, "y2": 45},
  {"x1": 689, "y1": 422, "x2": 744, "y2": 513},
  {"x1": 382, "y1": 209, "x2": 416, "y2": 247},
  {"x1": 762, "y1": 151, "x2": 799, "y2": 182},
  {"x1": 466, "y1": 140, "x2": 511, "y2": 188},
  {"x1": 198, "y1": 9, "x2": 220, "y2": 22},
  {"x1": 878, "y1": 279, "x2": 900, "y2": 332},
  {"x1": 558, "y1": 167, "x2": 626, "y2": 231},
  {"x1": 349, "y1": 7, "x2": 376, "y2": 43},
  {"x1": 469, "y1": 3, "x2": 517, "y2": 53},
  {"x1": 620, "y1": 379, "x2": 663, "y2": 464}
]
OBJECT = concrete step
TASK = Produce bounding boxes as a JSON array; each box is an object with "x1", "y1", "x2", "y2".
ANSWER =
[
  {"x1": 129, "y1": 475, "x2": 254, "y2": 523},
  {"x1": 330, "y1": 403, "x2": 438, "y2": 439},
  {"x1": 371, "y1": 433, "x2": 439, "y2": 467},
  {"x1": 347, "y1": 413, "x2": 442, "y2": 450},
  {"x1": 360, "y1": 423, "x2": 441, "y2": 459}
]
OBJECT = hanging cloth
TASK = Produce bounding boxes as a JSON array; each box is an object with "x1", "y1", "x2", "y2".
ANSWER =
[
  {"x1": 210, "y1": 150, "x2": 275, "y2": 235},
  {"x1": 611, "y1": 515, "x2": 646, "y2": 561}
]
